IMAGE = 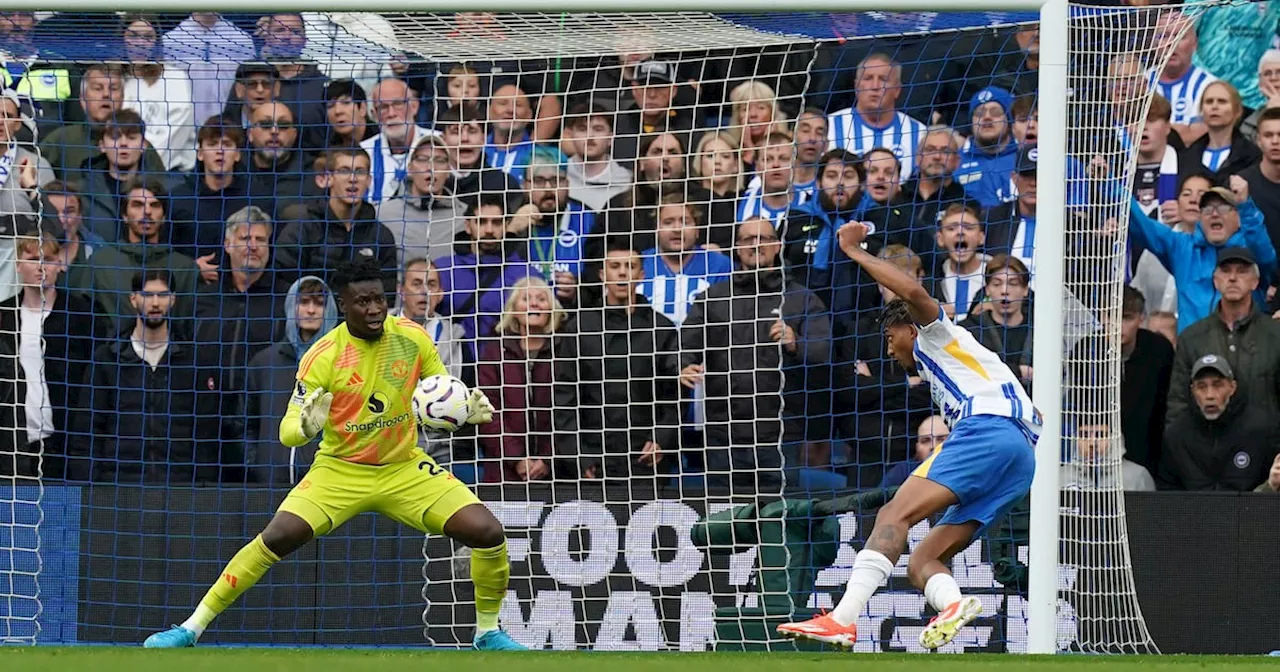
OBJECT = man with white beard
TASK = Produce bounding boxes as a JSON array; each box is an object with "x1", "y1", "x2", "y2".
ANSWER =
[{"x1": 361, "y1": 78, "x2": 435, "y2": 204}]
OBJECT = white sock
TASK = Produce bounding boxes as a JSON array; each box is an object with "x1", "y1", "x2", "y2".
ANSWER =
[
  {"x1": 923, "y1": 573, "x2": 963, "y2": 612},
  {"x1": 180, "y1": 604, "x2": 216, "y2": 639},
  {"x1": 830, "y1": 549, "x2": 894, "y2": 627}
]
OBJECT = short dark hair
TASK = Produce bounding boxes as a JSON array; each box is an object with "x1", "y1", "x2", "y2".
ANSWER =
[
  {"x1": 296, "y1": 277, "x2": 328, "y2": 297},
  {"x1": 325, "y1": 146, "x2": 371, "y2": 169},
  {"x1": 121, "y1": 177, "x2": 169, "y2": 215},
  {"x1": 132, "y1": 268, "x2": 172, "y2": 294},
  {"x1": 817, "y1": 149, "x2": 864, "y2": 181},
  {"x1": 985, "y1": 253, "x2": 1030, "y2": 287},
  {"x1": 1258, "y1": 106, "x2": 1280, "y2": 128},
  {"x1": 1122, "y1": 285, "x2": 1146, "y2": 317},
  {"x1": 197, "y1": 114, "x2": 244, "y2": 148},
  {"x1": 566, "y1": 101, "x2": 613, "y2": 132},
  {"x1": 605, "y1": 236, "x2": 637, "y2": 256},
  {"x1": 1011, "y1": 94, "x2": 1037, "y2": 120},
  {"x1": 468, "y1": 193, "x2": 508, "y2": 218},
  {"x1": 437, "y1": 103, "x2": 485, "y2": 127},
  {"x1": 331, "y1": 257, "x2": 385, "y2": 294},
  {"x1": 878, "y1": 298, "x2": 913, "y2": 330},
  {"x1": 325, "y1": 78, "x2": 367, "y2": 105},
  {"x1": 103, "y1": 108, "x2": 145, "y2": 139}
]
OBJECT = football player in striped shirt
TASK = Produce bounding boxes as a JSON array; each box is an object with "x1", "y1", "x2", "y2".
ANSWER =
[
  {"x1": 827, "y1": 52, "x2": 927, "y2": 182},
  {"x1": 779, "y1": 220, "x2": 1040, "y2": 651}
]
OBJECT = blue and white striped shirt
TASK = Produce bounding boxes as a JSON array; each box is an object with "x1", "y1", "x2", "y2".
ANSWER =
[
  {"x1": 826, "y1": 107, "x2": 927, "y2": 182},
  {"x1": 1202, "y1": 146, "x2": 1232, "y2": 172},
  {"x1": 484, "y1": 131, "x2": 536, "y2": 183},
  {"x1": 637, "y1": 247, "x2": 734, "y2": 325},
  {"x1": 1155, "y1": 64, "x2": 1218, "y2": 126},
  {"x1": 736, "y1": 183, "x2": 811, "y2": 229}
]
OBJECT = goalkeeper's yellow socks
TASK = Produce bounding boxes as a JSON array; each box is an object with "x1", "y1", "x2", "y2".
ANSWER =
[
  {"x1": 470, "y1": 540, "x2": 510, "y2": 635},
  {"x1": 181, "y1": 535, "x2": 281, "y2": 638}
]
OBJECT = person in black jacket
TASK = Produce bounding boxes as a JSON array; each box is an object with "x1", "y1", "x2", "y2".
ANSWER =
[
  {"x1": 169, "y1": 115, "x2": 276, "y2": 264},
  {"x1": 554, "y1": 239, "x2": 681, "y2": 487},
  {"x1": 680, "y1": 218, "x2": 831, "y2": 492},
  {"x1": 0, "y1": 232, "x2": 104, "y2": 480},
  {"x1": 273, "y1": 147, "x2": 399, "y2": 295},
  {"x1": 960, "y1": 253, "x2": 1034, "y2": 390},
  {"x1": 79, "y1": 269, "x2": 225, "y2": 484},
  {"x1": 1179, "y1": 80, "x2": 1262, "y2": 183},
  {"x1": 1158, "y1": 354, "x2": 1280, "y2": 491}
]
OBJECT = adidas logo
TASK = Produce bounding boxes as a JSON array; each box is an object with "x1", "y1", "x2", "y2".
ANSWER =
[{"x1": 347, "y1": 372, "x2": 364, "y2": 387}]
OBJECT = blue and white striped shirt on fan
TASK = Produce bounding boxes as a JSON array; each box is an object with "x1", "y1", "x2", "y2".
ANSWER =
[
  {"x1": 1202, "y1": 146, "x2": 1232, "y2": 172},
  {"x1": 484, "y1": 132, "x2": 536, "y2": 183},
  {"x1": 736, "y1": 182, "x2": 812, "y2": 228},
  {"x1": 637, "y1": 247, "x2": 734, "y2": 325},
  {"x1": 826, "y1": 107, "x2": 927, "y2": 182},
  {"x1": 1155, "y1": 65, "x2": 1217, "y2": 126}
]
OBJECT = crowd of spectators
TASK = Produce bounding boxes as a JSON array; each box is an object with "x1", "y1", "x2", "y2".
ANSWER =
[{"x1": 1, "y1": 6, "x2": 1279, "y2": 496}]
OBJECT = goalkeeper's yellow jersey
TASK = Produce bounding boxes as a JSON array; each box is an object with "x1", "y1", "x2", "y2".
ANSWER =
[{"x1": 280, "y1": 315, "x2": 449, "y2": 465}]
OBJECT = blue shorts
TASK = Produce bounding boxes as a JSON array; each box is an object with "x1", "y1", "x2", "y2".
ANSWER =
[{"x1": 911, "y1": 414, "x2": 1037, "y2": 536}]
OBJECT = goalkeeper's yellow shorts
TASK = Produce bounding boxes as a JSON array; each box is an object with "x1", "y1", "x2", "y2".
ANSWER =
[{"x1": 277, "y1": 452, "x2": 480, "y2": 536}]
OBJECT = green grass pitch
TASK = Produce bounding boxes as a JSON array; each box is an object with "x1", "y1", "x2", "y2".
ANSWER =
[{"x1": 4, "y1": 649, "x2": 1278, "y2": 672}]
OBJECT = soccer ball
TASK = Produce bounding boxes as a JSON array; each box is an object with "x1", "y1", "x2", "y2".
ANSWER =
[{"x1": 412, "y1": 375, "x2": 471, "y2": 432}]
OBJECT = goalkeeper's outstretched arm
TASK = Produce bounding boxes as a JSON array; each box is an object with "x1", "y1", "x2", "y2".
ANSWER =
[{"x1": 836, "y1": 221, "x2": 941, "y2": 325}]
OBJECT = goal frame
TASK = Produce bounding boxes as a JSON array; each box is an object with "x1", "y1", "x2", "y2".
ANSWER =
[{"x1": 1, "y1": 0, "x2": 1069, "y2": 654}]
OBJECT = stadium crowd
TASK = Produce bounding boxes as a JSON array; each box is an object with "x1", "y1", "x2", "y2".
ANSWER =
[{"x1": 1, "y1": 6, "x2": 1280, "y2": 498}]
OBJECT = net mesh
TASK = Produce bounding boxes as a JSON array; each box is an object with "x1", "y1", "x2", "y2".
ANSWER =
[{"x1": 0, "y1": 3, "x2": 1239, "y2": 653}]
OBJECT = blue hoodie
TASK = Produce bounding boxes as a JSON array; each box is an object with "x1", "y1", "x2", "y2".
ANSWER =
[
  {"x1": 1128, "y1": 198, "x2": 1277, "y2": 332},
  {"x1": 955, "y1": 136, "x2": 1019, "y2": 209}
]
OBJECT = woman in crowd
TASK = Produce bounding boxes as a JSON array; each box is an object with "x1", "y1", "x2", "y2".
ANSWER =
[{"x1": 476, "y1": 276, "x2": 566, "y2": 483}]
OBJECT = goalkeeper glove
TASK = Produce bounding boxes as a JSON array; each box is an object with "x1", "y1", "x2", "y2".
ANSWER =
[
  {"x1": 465, "y1": 388, "x2": 494, "y2": 425},
  {"x1": 299, "y1": 387, "x2": 333, "y2": 439}
]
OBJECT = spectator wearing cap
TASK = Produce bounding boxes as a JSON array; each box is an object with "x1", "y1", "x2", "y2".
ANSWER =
[
  {"x1": 484, "y1": 82, "x2": 537, "y2": 182},
  {"x1": 827, "y1": 53, "x2": 927, "y2": 181},
  {"x1": 613, "y1": 60, "x2": 695, "y2": 165},
  {"x1": 376, "y1": 136, "x2": 465, "y2": 265},
  {"x1": 162, "y1": 13, "x2": 257, "y2": 129},
  {"x1": 983, "y1": 144, "x2": 1041, "y2": 281},
  {"x1": 225, "y1": 61, "x2": 280, "y2": 131},
  {"x1": 1180, "y1": 80, "x2": 1261, "y2": 182},
  {"x1": 0, "y1": 89, "x2": 51, "y2": 220},
  {"x1": 1128, "y1": 175, "x2": 1276, "y2": 332},
  {"x1": 565, "y1": 101, "x2": 633, "y2": 212},
  {"x1": 120, "y1": 14, "x2": 198, "y2": 173},
  {"x1": 323, "y1": 79, "x2": 374, "y2": 149},
  {"x1": 1168, "y1": 245, "x2": 1280, "y2": 427},
  {"x1": 1070, "y1": 286, "x2": 1173, "y2": 477},
  {"x1": 65, "y1": 108, "x2": 172, "y2": 243},
  {"x1": 955, "y1": 85, "x2": 1019, "y2": 208},
  {"x1": 169, "y1": 115, "x2": 275, "y2": 265},
  {"x1": 40, "y1": 63, "x2": 126, "y2": 179},
  {"x1": 361, "y1": 78, "x2": 434, "y2": 204},
  {"x1": 1158, "y1": 353, "x2": 1280, "y2": 491},
  {"x1": 81, "y1": 178, "x2": 199, "y2": 336}
]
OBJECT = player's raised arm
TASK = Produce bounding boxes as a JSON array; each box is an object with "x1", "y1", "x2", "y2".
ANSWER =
[{"x1": 836, "y1": 222, "x2": 941, "y2": 325}]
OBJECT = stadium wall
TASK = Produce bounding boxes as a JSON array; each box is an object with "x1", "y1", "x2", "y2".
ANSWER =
[{"x1": 23, "y1": 485, "x2": 1277, "y2": 654}]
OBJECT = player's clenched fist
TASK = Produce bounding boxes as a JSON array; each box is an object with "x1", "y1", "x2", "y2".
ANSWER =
[
  {"x1": 465, "y1": 388, "x2": 495, "y2": 425},
  {"x1": 298, "y1": 387, "x2": 333, "y2": 439},
  {"x1": 837, "y1": 221, "x2": 871, "y2": 257}
]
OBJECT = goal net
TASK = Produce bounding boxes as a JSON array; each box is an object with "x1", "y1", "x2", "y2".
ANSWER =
[{"x1": 0, "y1": 3, "x2": 1212, "y2": 653}]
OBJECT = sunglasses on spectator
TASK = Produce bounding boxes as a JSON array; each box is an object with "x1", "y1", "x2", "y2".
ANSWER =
[{"x1": 255, "y1": 119, "x2": 294, "y2": 131}]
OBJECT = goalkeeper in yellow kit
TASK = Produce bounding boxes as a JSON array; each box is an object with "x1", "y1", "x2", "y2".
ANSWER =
[{"x1": 145, "y1": 259, "x2": 526, "y2": 651}]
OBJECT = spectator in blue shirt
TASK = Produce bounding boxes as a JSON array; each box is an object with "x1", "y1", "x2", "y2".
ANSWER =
[
  {"x1": 638, "y1": 194, "x2": 733, "y2": 326},
  {"x1": 1128, "y1": 175, "x2": 1277, "y2": 332},
  {"x1": 955, "y1": 86, "x2": 1018, "y2": 208}
]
